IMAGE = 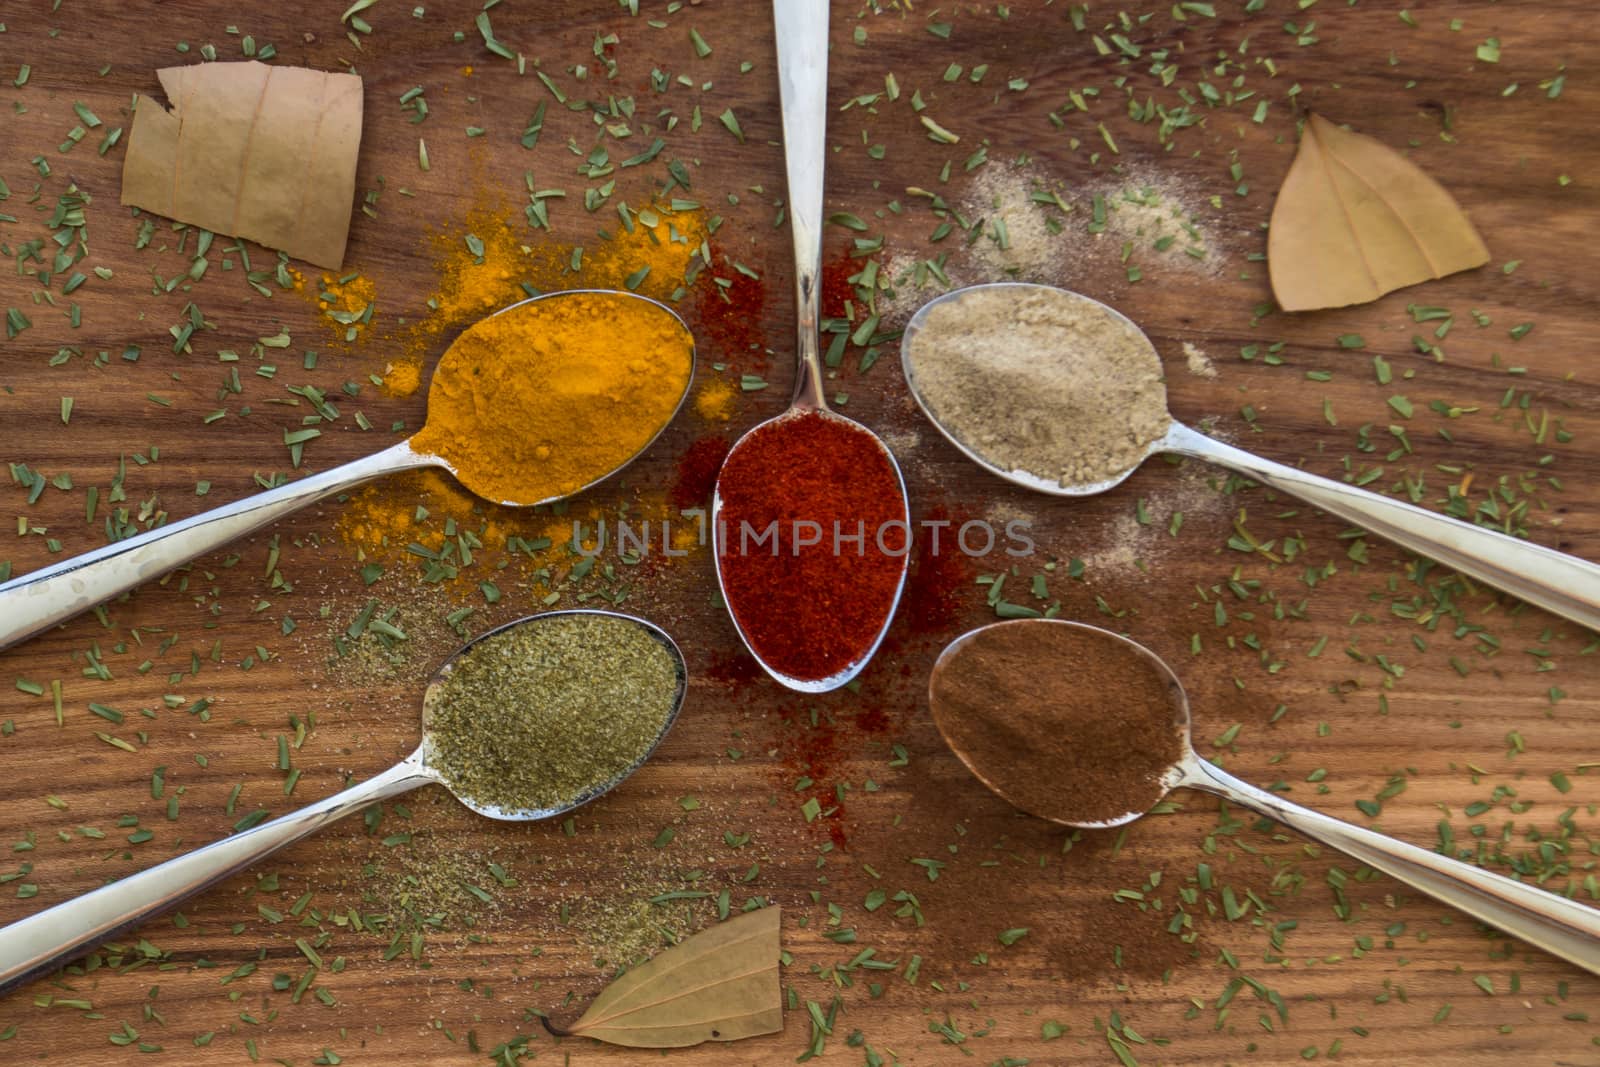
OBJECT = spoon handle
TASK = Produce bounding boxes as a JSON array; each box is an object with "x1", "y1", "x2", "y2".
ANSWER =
[
  {"x1": 1180, "y1": 756, "x2": 1600, "y2": 976},
  {"x1": 1164, "y1": 422, "x2": 1600, "y2": 632},
  {"x1": 773, "y1": 0, "x2": 830, "y2": 411},
  {"x1": 0, "y1": 440, "x2": 437, "y2": 654},
  {"x1": 0, "y1": 754, "x2": 431, "y2": 997}
]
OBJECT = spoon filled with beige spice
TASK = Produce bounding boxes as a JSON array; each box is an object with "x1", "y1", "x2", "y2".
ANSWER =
[
  {"x1": 0, "y1": 609, "x2": 686, "y2": 996},
  {"x1": 902, "y1": 281, "x2": 1600, "y2": 632},
  {"x1": 929, "y1": 618, "x2": 1600, "y2": 976}
]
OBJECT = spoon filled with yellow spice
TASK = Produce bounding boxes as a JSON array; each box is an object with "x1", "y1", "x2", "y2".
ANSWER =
[
  {"x1": 0, "y1": 289, "x2": 695, "y2": 652},
  {"x1": 0, "y1": 609, "x2": 688, "y2": 995}
]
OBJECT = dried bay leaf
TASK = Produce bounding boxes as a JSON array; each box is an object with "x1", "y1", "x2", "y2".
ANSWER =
[
  {"x1": 548, "y1": 906, "x2": 782, "y2": 1048},
  {"x1": 1268, "y1": 113, "x2": 1489, "y2": 313},
  {"x1": 121, "y1": 61, "x2": 363, "y2": 270}
]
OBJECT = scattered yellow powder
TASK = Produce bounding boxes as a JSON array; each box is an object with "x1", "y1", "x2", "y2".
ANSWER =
[
  {"x1": 426, "y1": 213, "x2": 558, "y2": 326},
  {"x1": 327, "y1": 196, "x2": 714, "y2": 587},
  {"x1": 381, "y1": 359, "x2": 422, "y2": 397},
  {"x1": 335, "y1": 470, "x2": 608, "y2": 594},
  {"x1": 583, "y1": 208, "x2": 707, "y2": 305},
  {"x1": 693, "y1": 377, "x2": 736, "y2": 422},
  {"x1": 311, "y1": 271, "x2": 378, "y2": 343}
]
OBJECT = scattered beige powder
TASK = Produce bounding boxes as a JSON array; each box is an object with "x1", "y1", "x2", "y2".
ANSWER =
[
  {"x1": 1183, "y1": 341, "x2": 1217, "y2": 379},
  {"x1": 985, "y1": 501, "x2": 1036, "y2": 529},
  {"x1": 905, "y1": 285, "x2": 1171, "y2": 489},
  {"x1": 878, "y1": 164, "x2": 1229, "y2": 335},
  {"x1": 960, "y1": 163, "x2": 1073, "y2": 281},
  {"x1": 1093, "y1": 174, "x2": 1220, "y2": 277},
  {"x1": 878, "y1": 165, "x2": 1074, "y2": 326},
  {"x1": 1079, "y1": 462, "x2": 1225, "y2": 574},
  {"x1": 875, "y1": 248, "x2": 969, "y2": 326},
  {"x1": 881, "y1": 427, "x2": 924, "y2": 455}
]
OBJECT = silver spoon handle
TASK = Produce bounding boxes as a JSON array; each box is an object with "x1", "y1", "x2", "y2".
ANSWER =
[
  {"x1": 0, "y1": 754, "x2": 432, "y2": 997},
  {"x1": 1164, "y1": 422, "x2": 1600, "y2": 632},
  {"x1": 1179, "y1": 756, "x2": 1600, "y2": 975},
  {"x1": 0, "y1": 440, "x2": 438, "y2": 654},
  {"x1": 773, "y1": 0, "x2": 829, "y2": 410}
]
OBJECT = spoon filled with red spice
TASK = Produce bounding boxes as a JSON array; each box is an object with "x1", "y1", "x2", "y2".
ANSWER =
[
  {"x1": 930, "y1": 619, "x2": 1600, "y2": 977},
  {"x1": 711, "y1": 0, "x2": 910, "y2": 693}
]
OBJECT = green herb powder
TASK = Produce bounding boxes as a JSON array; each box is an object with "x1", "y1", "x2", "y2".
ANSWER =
[{"x1": 425, "y1": 613, "x2": 681, "y2": 813}]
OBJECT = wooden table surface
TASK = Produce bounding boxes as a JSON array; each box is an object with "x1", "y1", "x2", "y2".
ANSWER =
[{"x1": 3, "y1": 1, "x2": 1600, "y2": 1063}]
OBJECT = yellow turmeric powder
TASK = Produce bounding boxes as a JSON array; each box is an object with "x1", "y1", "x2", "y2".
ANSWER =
[
  {"x1": 316, "y1": 271, "x2": 377, "y2": 342},
  {"x1": 693, "y1": 377, "x2": 737, "y2": 422},
  {"x1": 411, "y1": 291, "x2": 694, "y2": 506},
  {"x1": 380, "y1": 359, "x2": 422, "y2": 397}
]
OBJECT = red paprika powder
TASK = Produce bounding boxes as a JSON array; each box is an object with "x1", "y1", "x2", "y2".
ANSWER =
[
  {"x1": 715, "y1": 410, "x2": 908, "y2": 684},
  {"x1": 671, "y1": 434, "x2": 731, "y2": 511},
  {"x1": 692, "y1": 244, "x2": 768, "y2": 366}
]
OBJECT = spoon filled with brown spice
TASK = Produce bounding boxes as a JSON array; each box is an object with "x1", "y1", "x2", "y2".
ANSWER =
[
  {"x1": 0, "y1": 289, "x2": 695, "y2": 654},
  {"x1": 0, "y1": 609, "x2": 687, "y2": 998},
  {"x1": 929, "y1": 618, "x2": 1600, "y2": 977},
  {"x1": 902, "y1": 281, "x2": 1600, "y2": 633}
]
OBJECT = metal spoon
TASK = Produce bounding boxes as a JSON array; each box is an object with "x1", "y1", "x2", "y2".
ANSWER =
[
  {"x1": 710, "y1": 0, "x2": 911, "y2": 693},
  {"x1": 0, "y1": 290, "x2": 695, "y2": 653},
  {"x1": 930, "y1": 618, "x2": 1600, "y2": 977},
  {"x1": 903, "y1": 281, "x2": 1600, "y2": 632},
  {"x1": 0, "y1": 608, "x2": 687, "y2": 996}
]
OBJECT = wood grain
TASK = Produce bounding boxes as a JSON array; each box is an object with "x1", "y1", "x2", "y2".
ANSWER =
[{"x1": 2, "y1": 1, "x2": 1600, "y2": 1064}]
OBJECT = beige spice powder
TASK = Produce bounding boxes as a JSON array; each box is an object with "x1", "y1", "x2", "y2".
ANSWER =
[{"x1": 905, "y1": 286, "x2": 1171, "y2": 489}]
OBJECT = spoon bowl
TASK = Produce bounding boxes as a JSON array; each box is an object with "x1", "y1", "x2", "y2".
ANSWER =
[
  {"x1": 931, "y1": 617, "x2": 1600, "y2": 976},
  {"x1": 930, "y1": 619, "x2": 1187, "y2": 829},
  {"x1": 711, "y1": 407, "x2": 911, "y2": 694},
  {"x1": 901, "y1": 281, "x2": 1168, "y2": 498},
  {"x1": 0, "y1": 289, "x2": 695, "y2": 653},
  {"x1": 710, "y1": 1, "x2": 910, "y2": 692},
  {"x1": 0, "y1": 609, "x2": 687, "y2": 996},
  {"x1": 420, "y1": 609, "x2": 688, "y2": 820},
  {"x1": 903, "y1": 281, "x2": 1600, "y2": 632},
  {"x1": 423, "y1": 289, "x2": 697, "y2": 508}
]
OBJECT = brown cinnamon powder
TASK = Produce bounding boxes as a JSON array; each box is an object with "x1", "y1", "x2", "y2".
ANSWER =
[{"x1": 929, "y1": 620, "x2": 1185, "y2": 825}]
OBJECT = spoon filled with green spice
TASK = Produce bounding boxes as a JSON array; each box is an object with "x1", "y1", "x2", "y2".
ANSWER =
[
  {"x1": 0, "y1": 610, "x2": 686, "y2": 997},
  {"x1": 902, "y1": 281, "x2": 1600, "y2": 632},
  {"x1": 931, "y1": 619, "x2": 1600, "y2": 977}
]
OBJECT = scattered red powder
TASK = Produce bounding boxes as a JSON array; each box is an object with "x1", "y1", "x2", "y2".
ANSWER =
[
  {"x1": 902, "y1": 505, "x2": 975, "y2": 634},
  {"x1": 773, "y1": 704, "x2": 850, "y2": 847},
  {"x1": 671, "y1": 435, "x2": 731, "y2": 512},
  {"x1": 703, "y1": 650, "x2": 764, "y2": 687},
  {"x1": 692, "y1": 248, "x2": 768, "y2": 366},
  {"x1": 819, "y1": 249, "x2": 857, "y2": 319}
]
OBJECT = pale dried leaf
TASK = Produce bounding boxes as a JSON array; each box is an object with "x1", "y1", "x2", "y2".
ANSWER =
[
  {"x1": 552, "y1": 906, "x2": 782, "y2": 1048},
  {"x1": 121, "y1": 61, "x2": 363, "y2": 269},
  {"x1": 1268, "y1": 113, "x2": 1489, "y2": 313}
]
